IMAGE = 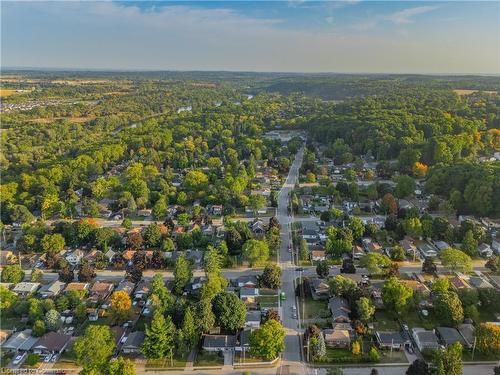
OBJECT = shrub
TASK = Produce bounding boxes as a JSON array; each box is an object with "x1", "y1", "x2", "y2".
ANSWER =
[{"x1": 26, "y1": 353, "x2": 40, "y2": 366}]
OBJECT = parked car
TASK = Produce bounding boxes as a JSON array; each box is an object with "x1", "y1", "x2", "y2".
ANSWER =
[{"x1": 13, "y1": 353, "x2": 26, "y2": 365}]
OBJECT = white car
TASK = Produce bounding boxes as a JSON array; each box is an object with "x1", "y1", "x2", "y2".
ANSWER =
[
  {"x1": 13, "y1": 353, "x2": 26, "y2": 365},
  {"x1": 44, "y1": 354, "x2": 52, "y2": 363}
]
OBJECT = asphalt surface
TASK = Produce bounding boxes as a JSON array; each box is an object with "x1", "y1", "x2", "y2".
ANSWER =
[{"x1": 276, "y1": 146, "x2": 307, "y2": 375}]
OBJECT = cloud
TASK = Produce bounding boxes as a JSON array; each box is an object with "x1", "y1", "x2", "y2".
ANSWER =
[
  {"x1": 325, "y1": 16, "x2": 334, "y2": 24},
  {"x1": 1, "y1": 1, "x2": 498, "y2": 74},
  {"x1": 385, "y1": 6, "x2": 439, "y2": 25}
]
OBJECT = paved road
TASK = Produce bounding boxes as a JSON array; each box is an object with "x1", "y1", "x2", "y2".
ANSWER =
[{"x1": 276, "y1": 145, "x2": 307, "y2": 375}]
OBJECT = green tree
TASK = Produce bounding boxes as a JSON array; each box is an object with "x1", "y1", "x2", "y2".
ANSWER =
[
  {"x1": 150, "y1": 274, "x2": 174, "y2": 314},
  {"x1": 142, "y1": 313, "x2": 176, "y2": 359},
  {"x1": 382, "y1": 277, "x2": 413, "y2": 314},
  {"x1": 433, "y1": 342, "x2": 462, "y2": 375},
  {"x1": 25, "y1": 353, "x2": 40, "y2": 366},
  {"x1": 144, "y1": 223, "x2": 162, "y2": 248},
  {"x1": 41, "y1": 233, "x2": 65, "y2": 253},
  {"x1": 32, "y1": 320, "x2": 46, "y2": 337},
  {"x1": 461, "y1": 230, "x2": 478, "y2": 256},
  {"x1": 1, "y1": 264, "x2": 24, "y2": 284},
  {"x1": 242, "y1": 239, "x2": 269, "y2": 266},
  {"x1": 360, "y1": 253, "x2": 391, "y2": 275},
  {"x1": 406, "y1": 359, "x2": 429, "y2": 375},
  {"x1": 74, "y1": 325, "x2": 116, "y2": 373},
  {"x1": 389, "y1": 246, "x2": 406, "y2": 261},
  {"x1": 195, "y1": 299, "x2": 216, "y2": 333},
  {"x1": 434, "y1": 291, "x2": 464, "y2": 327},
  {"x1": 44, "y1": 309, "x2": 61, "y2": 331},
  {"x1": 316, "y1": 261, "x2": 329, "y2": 279},
  {"x1": 248, "y1": 194, "x2": 267, "y2": 215},
  {"x1": 440, "y1": 248, "x2": 472, "y2": 273},
  {"x1": 180, "y1": 307, "x2": 198, "y2": 351},
  {"x1": 106, "y1": 356, "x2": 136, "y2": 375},
  {"x1": 30, "y1": 268, "x2": 43, "y2": 282},
  {"x1": 260, "y1": 264, "x2": 282, "y2": 289},
  {"x1": 212, "y1": 292, "x2": 246, "y2": 331},
  {"x1": 249, "y1": 319, "x2": 286, "y2": 360},
  {"x1": 356, "y1": 297, "x2": 375, "y2": 322},
  {"x1": 173, "y1": 254, "x2": 192, "y2": 295},
  {"x1": 431, "y1": 278, "x2": 450, "y2": 295},
  {"x1": 394, "y1": 175, "x2": 416, "y2": 198},
  {"x1": 0, "y1": 285, "x2": 17, "y2": 310}
]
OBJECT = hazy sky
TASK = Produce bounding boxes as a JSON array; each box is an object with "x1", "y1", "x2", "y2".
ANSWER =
[{"x1": 2, "y1": 1, "x2": 499, "y2": 74}]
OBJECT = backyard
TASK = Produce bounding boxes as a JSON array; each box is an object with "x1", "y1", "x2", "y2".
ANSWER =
[{"x1": 194, "y1": 351, "x2": 224, "y2": 367}]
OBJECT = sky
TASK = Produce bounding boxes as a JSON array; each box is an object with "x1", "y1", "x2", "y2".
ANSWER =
[{"x1": 1, "y1": 1, "x2": 499, "y2": 74}]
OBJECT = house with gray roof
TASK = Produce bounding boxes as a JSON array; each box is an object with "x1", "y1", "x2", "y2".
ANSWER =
[
  {"x1": 411, "y1": 328, "x2": 440, "y2": 351},
  {"x1": 121, "y1": 331, "x2": 145, "y2": 354},
  {"x1": 12, "y1": 282, "x2": 40, "y2": 297},
  {"x1": 2, "y1": 330, "x2": 37, "y2": 353},
  {"x1": 375, "y1": 331, "x2": 411, "y2": 350},
  {"x1": 436, "y1": 327, "x2": 467, "y2": 348},
  {"x1": 457, "y1": 324, "x2": 475, "y2": 349},
  {"x1": 32, "y1": 332, "x2": 71, "y2": 355},
  {"x1": 38, "y1": 280, "x2": 65, "y2": 298},
  {"x1": 202, "y1": 334, "x2": 236, "y2": 352},
  {"x1": 328, "y1": 297, "x2": 351, "y2": 323}
]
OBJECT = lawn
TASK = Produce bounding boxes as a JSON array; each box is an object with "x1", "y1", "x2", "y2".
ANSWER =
[
  {"x1": 403, "y1": 309, "x2": 437, "y2": 330},
  {"x1": 0, "y1": 317, "x2": 26, "y2": 330},
  {"x1": 462, "y1": 350, "x2": 499, "y2": 362},
  {"x1": 234, "y1": 352, "x2": 266, "y2": 363},
  {"x1": 145, "y1": 355, "x2": 187, "y2": 368},
  {"x1": 257, "y1": 295, "x2": 278, "y2": 308},
  {"x1": 373, "y1": 310, "x2": 400, "y2": 331},
  {"x1": 194, "y1": 351, "x2": 224, "y2": 367},
  {"x1": 301, "y1": 298, "x2": 329, "y2": 320}
]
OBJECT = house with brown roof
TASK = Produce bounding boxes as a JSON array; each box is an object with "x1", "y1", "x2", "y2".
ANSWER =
[
  {"x1": 65, "y1": 282, "x2": 89, "y2": 293},
  {"x1": 32, "y1": 332, "x2": 71, "y2": 355},
  {"x1": 323, "y1": 329, "x2": 351, "y2": 348},
  {"x1": 89, "y1": 282, "x2": 114, "y2": 302},
  {"x1": 449, "y1": 276, "x2": 471, "y2": 290},
  {"x1": 402, "y1": 280, "x2": 430, "y2": 295}
]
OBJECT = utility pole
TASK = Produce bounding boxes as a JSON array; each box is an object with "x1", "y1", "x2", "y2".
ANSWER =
[{"x1": 472, "y1": 336, "x2": 476, "y2": 361}]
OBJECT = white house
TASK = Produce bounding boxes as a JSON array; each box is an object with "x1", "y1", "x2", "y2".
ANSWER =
[{"x1": 65, "y1": 250, "x2": 84, "y2": 266}]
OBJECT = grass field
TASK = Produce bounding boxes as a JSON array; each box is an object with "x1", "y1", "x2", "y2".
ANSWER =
[
  {"x1": 373, "y1": 310, "x2": 400, "y2": 331},
  {"x1": 194, "y1": 351, "x2": 224, "y2": 367},
  {"x1": 0, "y1": 89, "x2": 19, "y2": 97},
  {"x1": 27, "y1": 116, "x2": 96, "y2": 124},
  {"x1": 145, "y1": 355, "x2": 187, "y2": 368},
  {"x1": 301, "y1": 297, "x2": 329, "y2": 320},
  {"x1": 453, "y1": 89, "x2": 497, "y2": 96}
]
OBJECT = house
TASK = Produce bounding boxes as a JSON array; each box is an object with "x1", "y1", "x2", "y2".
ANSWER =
[
  {"x1": 302, "y1": 229, "x2": 319, "y2": 243},
  {"x1": 115, "y1": 280, "x2": 135, "y2": 295},
  {"x1": 121, "y1": 331, "x2": 145, "y2": 354},
  {"x1": 328, "y1": 297, "x2": 351, "y2": 323},
  {"x1": 65, "y1": 282, "x2": 89, "y2": 293},
  {"x1": 66, "y1": 250, "x2": 84, "y2": 266},
  {"x1": 457, "y1": 324, "x2": 475, "y2": 349},
  {"x1": 1, "y1": 330, "x2": 37, "y2": 353},
  {"x1": 202, "y1": 335, "x2": 236, "y2": 352},
  {"x1": 310, "y1": 279, "x2": 330, "y2": 300},
  {"x1": 245, "y1": 311, "x2": 261, "y2": 328},
  {"x1": 32, "y1": 332, "x2": 71, "y2": 355},
  {"x1": 436, "y1": 327, "x2": 467, "y2": 347},
  {"x1": 352, "y1": 245, "x2": 365, "y2": 259},
  {"x1": 235, "y1": 329, "x2": 252, "y2": 352},
  {"x1": 469, "y1": 277, "x2": 493, "y2": 289},
  {"x1": 209, "y1": 205, "x2": 223, "y2": 216},
  {"x1": 478, "y1": 243, "x2": 493, "y2": 257},
  {"x1": 12, "y1": 282, "x2": 40, "y2": 297},
  {"x1": 402, "y1": 280, "x2": 430, "y2": 295},
  {"x1": 311, "y1": 250, "x2": 326, "y2": 262},
  {"x1": 171, "y1": 250, "x2": 203, "y2": 268},
  {"x1": 250, "y1": 219, "x2": 265, "y2": 239},
  {"x1": 323, "y1": 329, "x2": 351, "y2": 348},
  {"x1": 134, "y1": 280, "x2": 151, "y2": 299},
  {"x1": 492, "y1": 239, "x2": 500, "y2": 255},
  {"x1": 105, "y1": 249, "x2": 116, "y2": 262},
  {"x1": 400, "y1": 239, "x2": 417, "y2": 256},
  {"x1": 38, "y1": 280, "x2": 66, "y2": 298},
  {"x1": 89, "y1": 282, "x2": 114, "y2": 302},
  {"x1": 240, "y1": 288, "x2": 259, "y2": 303},
  {"x1": 411, "y1": 328, "x2": 440, "y2": 351},
  {"x1": 433, "y1": 241, "x2": 451, "y2": 252},
  {"x1": 375, "y1": 331, "x2": 411, "y2": 350},
  {"x1": 0, "y1": 250, "x2": 18, "y2": 265},
  {"x1": 449, "y1": 276, "x2": 471, "y2": 290},
  {"x1": 87, "y1": 308, "x2": 100, "y2": 321},
  {"x1": 137, "y1": 209, "x2": 152, "y2": 217},
  {"x1": 235, "y1": 275, "x2": 258, "y2": 289},
  {"x1": 362, "y1": 238, "x2": 381, "y2": 253},
  {"x1": 418, "y1": 242, "x2": 438, "y2": 258},
  {"x1": 184, "y1": 277, "x2": 206, "y2": 296}
]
